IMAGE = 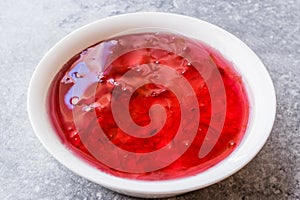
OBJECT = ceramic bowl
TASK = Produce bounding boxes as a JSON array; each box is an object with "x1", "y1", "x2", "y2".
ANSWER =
[{"x1": 27, "y1": 12, "x2": 276, "y2": 198}]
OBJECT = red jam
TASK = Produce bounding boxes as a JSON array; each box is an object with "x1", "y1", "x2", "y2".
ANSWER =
[{"x1": 47, "y1": 32, "x2": 249, "y2": 180}]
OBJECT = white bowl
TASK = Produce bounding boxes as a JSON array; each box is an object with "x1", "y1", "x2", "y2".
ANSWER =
[{"x1": 27, "y1": 12, "x2": 276, "y2": 198}]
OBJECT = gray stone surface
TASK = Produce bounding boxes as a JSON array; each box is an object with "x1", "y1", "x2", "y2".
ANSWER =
[{"x1": 0, "y1": 0, "x2": 299, "y2": 199}]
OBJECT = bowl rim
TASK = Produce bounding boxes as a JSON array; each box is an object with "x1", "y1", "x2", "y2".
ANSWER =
[{"x1": 27, "y1": 12, "x2": 276, "y2": 196}]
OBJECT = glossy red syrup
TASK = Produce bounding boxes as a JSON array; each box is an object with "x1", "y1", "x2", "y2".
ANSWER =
[{"x1": 47, "y1": 32, "x2": 249, "y2": 180}]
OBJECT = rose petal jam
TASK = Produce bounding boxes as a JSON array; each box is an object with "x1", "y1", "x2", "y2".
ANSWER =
[{"x1": 47, "y1": 32, "x2": 249, "y2": 180}]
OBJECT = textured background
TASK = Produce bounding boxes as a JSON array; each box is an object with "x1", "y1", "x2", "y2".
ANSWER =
[{"x1": 0, "y1": 0, "x2": 299, "y2": 199}]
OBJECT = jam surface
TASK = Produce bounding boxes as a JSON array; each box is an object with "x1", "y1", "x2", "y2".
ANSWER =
[{"x1": 47, "y1": 32, "x2": 249, "y2": 180}]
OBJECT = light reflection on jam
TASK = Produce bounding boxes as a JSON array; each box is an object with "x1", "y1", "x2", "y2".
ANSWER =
[{"x1": 47, "y1": 32, "x2": 249, "y2": 180}]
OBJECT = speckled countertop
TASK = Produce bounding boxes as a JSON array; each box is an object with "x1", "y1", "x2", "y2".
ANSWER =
[{"x1": 0, "y1": 0, "x2": 299, "y2": 199}]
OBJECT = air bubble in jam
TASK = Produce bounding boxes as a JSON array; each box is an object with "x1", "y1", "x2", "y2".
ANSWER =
[
  {"x1": 47, "y1": 32, "x2": 249, "y2": 180},
  {"x1": 72, "y1": 72, "x2": 85, "y2": 78},
  {"x1": 70, "y1": 97, "x2": 79, "y2": 105},
  {"x1": 228, "y1": 141, "x2": 236, "y2": 147}
]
